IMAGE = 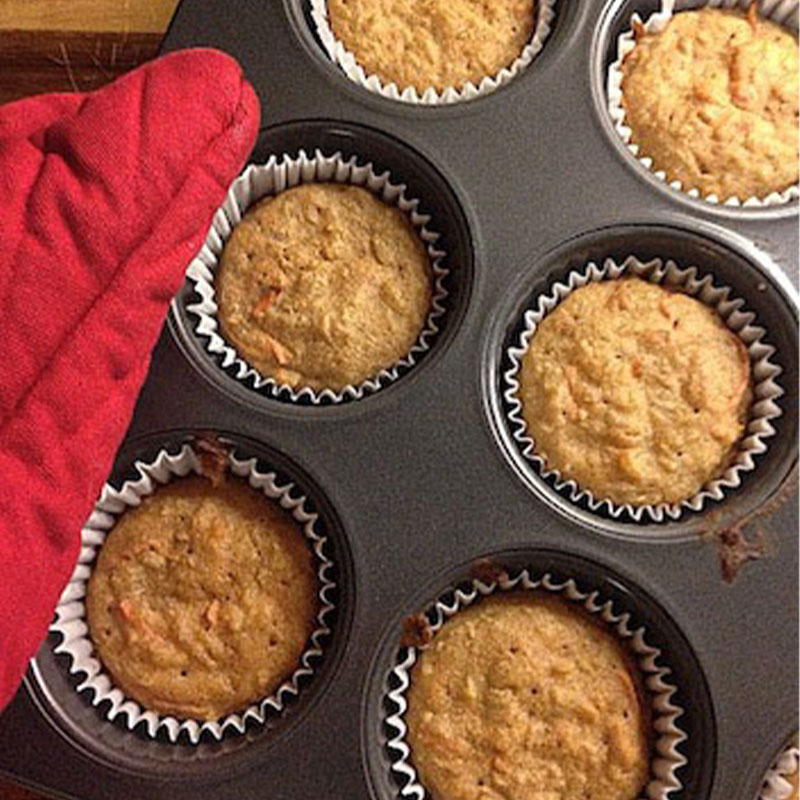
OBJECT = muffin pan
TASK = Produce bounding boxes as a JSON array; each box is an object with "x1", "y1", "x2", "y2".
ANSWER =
[{"x1": 0, "y1": 0, "x2": 796, "y2": 798}]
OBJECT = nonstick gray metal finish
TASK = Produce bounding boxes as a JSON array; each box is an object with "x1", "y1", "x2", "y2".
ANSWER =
[{"x1": 0, "y1": 0, "x2": 796, "y2": 798}]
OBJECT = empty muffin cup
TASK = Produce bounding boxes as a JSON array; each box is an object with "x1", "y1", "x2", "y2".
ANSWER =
[
  {"x1": 185, "y1": 149, "x2": 449, "y2": 403},
  {"x1": 310, "y1": 0, "x2": 556, "y2": 104},
  {"x1": 51, "y1": 441, "x2": 337, "y2": 744},
  {"x1": 503, "y1": 255, "x2": 784, "y2": 523}
]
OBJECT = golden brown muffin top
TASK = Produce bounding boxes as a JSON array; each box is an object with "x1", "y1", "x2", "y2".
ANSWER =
[
  {"x1": 406, "y1": 593, "x2": 650, "y2": 800},
  {"x1": 519, "y1": 277, "x2": 751, "y2": 507},
  {"x1": 86, "y1": 476, "x2": 318, "y2": 720},
  {"x1": 621, "y1": 7, "x2": 799, "y2": 200},
  {"x1": 327, "y1": 0, "x2": 535, "y2": 92},
  {"x1": 217, "y1": 183, "x2": 432, "y2": 392}
]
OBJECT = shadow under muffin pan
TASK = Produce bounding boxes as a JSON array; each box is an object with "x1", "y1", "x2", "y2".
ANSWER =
[
  {"x1": 170, "y1": 120, "x2": 474, "y2": 410},
  {"x1": 361, "y1": 549, "x2": 716, "y2": 800},
  {"x1": 485, "y1": 223, "x2": 799, "y2": 541},
  {"x1": 0, "y1": 0, "x2": 796, "y2": 798},
  {"x1": 590, "y1": 0, "x2": 800, "y2": 216},
  {"x1": 24, "y1": 430, "x2": 354, "y2": 780}
]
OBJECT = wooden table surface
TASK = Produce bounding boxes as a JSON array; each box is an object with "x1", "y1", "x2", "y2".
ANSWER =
[
  {"x1": 0, "y1": 2, "x2": 179, "y2": 795},
  {"x1": 0, "y1": 0, "x2": 180, "y2": 104}
]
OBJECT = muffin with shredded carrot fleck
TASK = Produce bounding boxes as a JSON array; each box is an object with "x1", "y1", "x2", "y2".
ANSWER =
[
  {"x1": 518, "y1": 277, "x2": 752, "y2": 506},
  {"x1": 217, "y1": 183, "x2": 432, "y2": 392},
  {"x1": 86, "y1": 474, "x2": 318, "y2": 720},
  {"x1": 326, "y1": 0, "x2": 536, "y2": 93},
  {"x1": 620, "y1": 5, "x2": 799, "y2": 200},
  {"x1": 406, "y1": 593, "x2": 651, "y2": 800}
]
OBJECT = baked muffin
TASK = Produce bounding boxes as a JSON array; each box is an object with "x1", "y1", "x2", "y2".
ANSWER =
[
  {"x1": 86, "y1": 475, "x2": 318, "y2": 720},
  {"x1": 620, "y1": 6, "x2": 799, "y2": 200},
  {"x1": 788, "y1": 768, "x2": 799, "y2": 800},
  {"x1": 326, "y1": 0, "x2": 535, "y2": 92},
  {"x1": 405, "y1": 593, "x2": 650, "y2": 800},
  {"x1": 217, "y1": 183, "x2": 432, "y2": 392},
  {"x1": 518, "y1": 277, "x2": 751, "y2": 507}
]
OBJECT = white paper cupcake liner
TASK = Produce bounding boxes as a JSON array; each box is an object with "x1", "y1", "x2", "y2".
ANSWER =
[
  {"x1": 310, "y1": 0, "x2": 555, "y2": 105},
  {"x1": 51, "y1": 443, "x2": 337, "y2": 744},
  {"x1": 386, "y1": 568, "x2": 688, "y2": 799},
  {"x1": 607, "y1": 0, "x2": 800, "y2": 207},
  {"x1": 503, "y1": 255, "x2": 784, "y2": 523},
  {"x1": 186, "y1": 149, "x2": 449, "y2": 403},
  {"x1": 761, "y1": 739, "x2": 800, "y2": 800}
]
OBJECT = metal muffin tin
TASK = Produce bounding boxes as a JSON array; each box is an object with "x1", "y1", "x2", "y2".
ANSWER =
[{"x1": 0, "y1": 0, "x2": 796, "y2": 797}]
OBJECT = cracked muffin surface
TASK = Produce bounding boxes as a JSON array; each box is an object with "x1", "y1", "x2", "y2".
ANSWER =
[
  {"x1": 620, "y1": 6, "x2": 799, "y2": 200},
  {"x1": 217, "y1": 183, "x2": 432, "y2": 392},
  {"x1": 405, "y1": 593, "x2": 650, "y2": 800},
  {"x1": 326, "y1": 0, "x2": 536, "y2": 92},
  {"x1": 86, "y1": 475, "x2": 318, "y2": 720},
  {"x1": 518, "y1": 277, "x2": 752, "y2": 507}
]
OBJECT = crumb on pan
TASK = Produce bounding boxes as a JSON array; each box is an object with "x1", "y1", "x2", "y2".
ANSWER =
[
  {"x1": 401, "y1": 613, "x2": 434, "y2": 649},
  {"x1": 195, "y1": 434, "x2": 230, "y2": 487}
]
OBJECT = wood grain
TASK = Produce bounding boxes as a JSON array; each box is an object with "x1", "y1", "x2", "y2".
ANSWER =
[
  {"x1": 0, "y1": 0, "x2": 180, "y2": 103},
  {"x1": 0, "y1": 0, "x2": 179, "y2": 33},
  {"x1": 0, "y1": 29, "x2": 162, "y2": 104}
]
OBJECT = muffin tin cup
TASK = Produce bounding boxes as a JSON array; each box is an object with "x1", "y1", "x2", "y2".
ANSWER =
[
  {"x1": 185, "y1": 149, "x2": 449, "y2": 404},
  {"x1": 760, "y1": 738, "x2": 800, "y2": 800},
  {"x1": 503, "y1": 254, "x2": 784, "y2": 523},
  {"x1": 385, "y1": 568, "x2": 688, "y2": 800},
  {"x1": 50, "y1": 443, "x2": 337, "y2": 745},
  {"x1": 606, "y1": 0, "x2": 800, "y2": 208},
  {"x1": 309, "y1": 0, "x2": 556, "y2": 105}
]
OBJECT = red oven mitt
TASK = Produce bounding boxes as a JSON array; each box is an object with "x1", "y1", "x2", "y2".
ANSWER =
[{"x1": 0, "y1": 49, "x2": 260, "y2": 713}]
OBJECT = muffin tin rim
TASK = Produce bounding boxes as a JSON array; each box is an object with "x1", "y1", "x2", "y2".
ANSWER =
[
  {"x1": 25, "y1": 428, "x2": 356, "y2": 779},
  {"x1": 481, "y1": 218, "x2": 799, "y2": 543},
  {"x1": 359, "y1": 545, "x2": 718, "y2": 800},
  {"x1": 280, "y1": 0, "x2": 584, "y2": 119},
  {"x1": 169, "y1": 119, "x2": 479, "y2": 419}
]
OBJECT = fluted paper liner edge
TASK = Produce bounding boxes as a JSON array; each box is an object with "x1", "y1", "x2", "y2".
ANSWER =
[
  {"x1": 51, "y1": 444, "x2": 337, "y2": 745},
  {"x1": 503, "y1": 255, "x2": 784, "y2": 523},
  {"x1": 185, "y1": 150, "x2": 449, "y2": 404},
  {"x1": 385, "y1": 569, "x2": 688, "y2": 800}
]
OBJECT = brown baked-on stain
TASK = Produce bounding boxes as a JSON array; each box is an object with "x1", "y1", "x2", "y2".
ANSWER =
[
  {"x1": 469, "y1": 558, "x2": 508, "y2": 585},
  {"x1": 707, "y1": 464, "x2": 796, "y2": 583},
  {"x1": 717, "y1": 527, "x2": 765, "y2": 583},
  {"x1": 401, "y1": 613, "x2": 434, "y2": 649},
  {"x1": 194, "y1": 434, "x2": 229, "y2": 487}
]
